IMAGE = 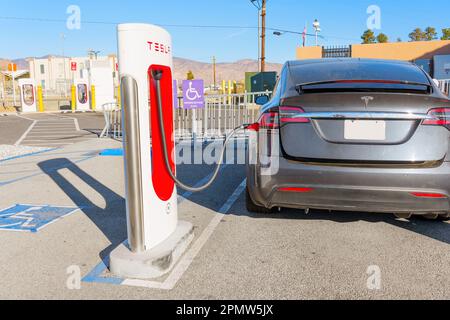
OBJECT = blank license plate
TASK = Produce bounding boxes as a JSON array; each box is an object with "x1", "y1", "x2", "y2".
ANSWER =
[{"x1": 344, "y1": 120, "x2": 386, "y2": 141}]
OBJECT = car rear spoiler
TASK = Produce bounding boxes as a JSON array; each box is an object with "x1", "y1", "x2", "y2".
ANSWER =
[{"x1": 295, "y1": 80, "x2": 432, "y2": 94}]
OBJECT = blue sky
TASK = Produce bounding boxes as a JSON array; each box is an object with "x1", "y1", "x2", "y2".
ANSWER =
[{"x1": 1, "y1": 0, "x2": 450, "y2": 63}]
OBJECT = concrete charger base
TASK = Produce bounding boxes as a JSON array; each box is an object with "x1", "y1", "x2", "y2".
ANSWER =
[{"x1": 109, "y1": 221, "x2": 194, "y2": 280}]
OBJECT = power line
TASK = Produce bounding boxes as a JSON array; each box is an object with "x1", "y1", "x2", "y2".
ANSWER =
[{"x1": 0, "y1": 15, "x2": 359, "y2": 42}]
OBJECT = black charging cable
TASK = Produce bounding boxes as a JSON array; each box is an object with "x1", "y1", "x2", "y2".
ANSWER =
[{"x1": 152, "y1": 69, "x2": 249, "y2": 192}]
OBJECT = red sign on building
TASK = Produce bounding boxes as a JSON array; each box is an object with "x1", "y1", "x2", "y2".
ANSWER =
[{"x1": 71, "y1": 62, "x2": 77, "y2": 71}]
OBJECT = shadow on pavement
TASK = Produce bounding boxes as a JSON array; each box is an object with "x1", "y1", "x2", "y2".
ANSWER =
[
  {"x1": 229, "y1": 203, "x2": 450, "y2": 245},
  {"x1": 38, "y1": 158, "x2": 126, "y2": 262}
]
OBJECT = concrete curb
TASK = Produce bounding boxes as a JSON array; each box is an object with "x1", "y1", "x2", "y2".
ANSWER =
[{"x1": 110, "y1": 221, "x2": 194, "y2": 280}]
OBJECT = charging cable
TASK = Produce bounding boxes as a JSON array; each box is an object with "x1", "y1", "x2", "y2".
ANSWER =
[{"x1": 152, "y1": 69, "x2": 250, "y2": 192}]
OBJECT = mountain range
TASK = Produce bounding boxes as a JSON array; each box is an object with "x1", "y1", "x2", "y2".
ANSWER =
[{"x1": 0, "y1": 56, "x2": 283, "y2": 83}]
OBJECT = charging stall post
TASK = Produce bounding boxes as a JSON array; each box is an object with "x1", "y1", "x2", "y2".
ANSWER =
[
  {"x1": 109, "y1": 24, "x2": 194, "y2": 280},
  {"x1": 18, "y1": 79, "x2": 37, "y2": 113},
  {"x1": 74, "y1": 79, "x2": 91, "y2": 111}
]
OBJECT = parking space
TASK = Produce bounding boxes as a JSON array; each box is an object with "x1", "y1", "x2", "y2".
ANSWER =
[
  {"x1": 0, "y1": 137, "x2": 448, "y2": 299},
  {"x1": 0, "y1": 113, "x2": 106, "y2": 148}
]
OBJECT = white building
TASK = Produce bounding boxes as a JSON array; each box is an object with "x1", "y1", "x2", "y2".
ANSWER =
[{"x1": 28, "y1": 55, "x2": 119, "y2": 96}]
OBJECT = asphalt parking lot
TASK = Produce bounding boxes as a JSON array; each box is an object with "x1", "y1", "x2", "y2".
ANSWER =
[
  {"x1": 0, "y1": 113, "x2": 449, "y2": 299},
  {"x1": 0, "y1": 113, "x2": 106, "y2": 147}
]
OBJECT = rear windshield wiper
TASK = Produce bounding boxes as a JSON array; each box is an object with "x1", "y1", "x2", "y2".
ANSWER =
[{"x1": 295, "y1": 79, "x2": 432, "y2": 94}]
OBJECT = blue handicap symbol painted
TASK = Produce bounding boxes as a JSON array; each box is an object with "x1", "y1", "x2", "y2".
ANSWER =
[{"x1": 0, "y1": 204, "x2": 81, "y2": 233}]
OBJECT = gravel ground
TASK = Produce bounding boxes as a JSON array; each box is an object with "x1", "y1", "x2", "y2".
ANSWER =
[{"x1": 0, "y1": 144, "x2": 50, "y2": 161}]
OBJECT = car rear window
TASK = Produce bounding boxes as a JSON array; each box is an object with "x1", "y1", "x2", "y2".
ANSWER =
[{"x1": 290, "y1": 60, "x2": 430, "y2": 85}]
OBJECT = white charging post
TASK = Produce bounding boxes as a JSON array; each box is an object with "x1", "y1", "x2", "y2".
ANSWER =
[
  {"x1": 74, "y1": 79, "x2": 90, "y2": 111},
  {"x1": 18, "y1": 78, "x2": 37, "y2": 113},
  {"x1": 109, "y1": 23, "x2": 194, "y2": 280}
]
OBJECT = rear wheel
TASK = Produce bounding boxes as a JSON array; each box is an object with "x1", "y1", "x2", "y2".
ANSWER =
[
  {"x1": 246, "y1": 187, "x2": 275, "y2": 214},
  {"x1": 422, "y1": 213, "x2": 439, "y2": 220}
]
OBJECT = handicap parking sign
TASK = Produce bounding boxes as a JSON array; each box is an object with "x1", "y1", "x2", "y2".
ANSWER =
[
  {"x1": 0, "y1": 204, "x2": 81, "y2": 233},
  {"x1": 182, "y1": 80, "x2": 204, "y2": 109}
]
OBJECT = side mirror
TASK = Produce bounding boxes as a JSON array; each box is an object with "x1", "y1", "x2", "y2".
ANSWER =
[{"x1": 255, "y1": 95, "x2": 269, "y2": 106}]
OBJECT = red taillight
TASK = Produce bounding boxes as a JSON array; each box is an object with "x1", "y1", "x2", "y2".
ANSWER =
[
  {"x1": 423, "y1": 108, "x2": 450, "y2": 130},
  {"x1": 259, "y1": 106, "x2": 310, "y2": 130},
  {"x1": 279, "y1": 106, "x2": 310, "y2": 124},
  {"x1": 279, "y1": 187, "x2": 314, "y2": 193},
  {"x1": 410, "y1": 192, "x2": 447, "y2": 199},
  {"x1": 259, "y1": 111, "x2": 279, "y2": 129}
]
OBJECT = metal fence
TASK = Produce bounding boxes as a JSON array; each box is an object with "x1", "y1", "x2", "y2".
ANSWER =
[
  {"x1": 100, "y1": 103, "x2": 122, "y2": 140},
  {"x1": 100, "y1": 91, "x2": 270, "y2": 140},
  {"x1": 175, "y1": 91, "x2": 269, "y2": 140},
  {"x1": 438, "y1": 79, "x2": 450, "y2": 97},
  {"x1": 322, "y1": 45, "x2": 352, "y2": 58}
]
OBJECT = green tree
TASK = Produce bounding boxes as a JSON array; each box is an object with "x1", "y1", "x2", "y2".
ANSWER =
[
  {"x1": 361, "y1": 29, "x2": 376, "y2": 44},
  {"x1": 441, "y1": 28, "x2": 450, "y2": 40},
  {"x1": 409, "y1": 28, "x2": 426, "y2": 41},
  {"x1": 424, "y1": 27, "x2": 438, "y2": 41},
  {"x1": 186, "y1": 70, "x2": 195, "y2": 80},
  {"x1": 397, "y1": 37, "x2": 403, "y2": 42},
  {"x1": 377, "y1": 33, "x2": 389, "y2": 43}
]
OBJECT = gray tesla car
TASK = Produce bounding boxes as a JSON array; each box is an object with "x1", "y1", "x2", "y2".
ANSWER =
[{"x1": 246, "y1": 58, "x2": 450, "y2": 220}]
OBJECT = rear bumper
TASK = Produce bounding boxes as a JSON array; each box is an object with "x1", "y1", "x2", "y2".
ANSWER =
[{"x1": 247, "y1": 158, "x2": 450, "y2": 214}]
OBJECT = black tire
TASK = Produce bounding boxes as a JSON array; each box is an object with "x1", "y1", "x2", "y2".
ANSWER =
[
  {"x1": 421, "y1": 213, "x2": 439, "y2": 220},
  {"x1": 246, "y1": 187, "x2": 275, "y2": 214}
]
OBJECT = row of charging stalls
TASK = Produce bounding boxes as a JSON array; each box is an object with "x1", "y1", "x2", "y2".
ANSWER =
[{"x1": 17, "y1": 78, "x2": 93, "y2": 112}]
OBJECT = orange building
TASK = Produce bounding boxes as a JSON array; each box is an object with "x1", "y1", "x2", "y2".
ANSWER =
[
  {"x1": 296, "y1": 40, "x2": 450, "y2": 78},
  {"x1": 296, "y1": 40, "x2": 450, "y2": 60}
]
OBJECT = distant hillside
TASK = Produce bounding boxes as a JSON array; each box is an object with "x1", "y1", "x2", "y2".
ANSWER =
[
  {"x1": 0, "y1": 55, "x2": 55, "y2": 70},
  {"x1": 1, "y1": 55, "x2": 283, "y2": 83},
  {"x1": 173, "y1": 58, "x2": 282, "y2": 84}
]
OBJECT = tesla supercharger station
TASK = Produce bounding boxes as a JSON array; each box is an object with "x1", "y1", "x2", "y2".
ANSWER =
[
  {"x1": 109, "y1": 23, "x2": 194, "y2": 280},
  {"x1": 74, "y1": 79, "x2": 90, "y2": 111},
  {"x1": 18, "y1": 79, "x2": 37, "y2": 113}
]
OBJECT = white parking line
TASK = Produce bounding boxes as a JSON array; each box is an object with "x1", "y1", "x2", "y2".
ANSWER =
[
  {"x1": 22, "y1": 142, "x2": 75, "y2": 146},
  {"x1": 14, "y1": 114, "x2": 38, "y2": 122},
  {"x1": 15, "y1": 120, "x2": 37, "y2": 146},
  {"x1": 26, "y1": 130, "x2": 78, "y2": 132},
  {"x1": 121, "y1": 179, "x2": 247, "y2": 290}
]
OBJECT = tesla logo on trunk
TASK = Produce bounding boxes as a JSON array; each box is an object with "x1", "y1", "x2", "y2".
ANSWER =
[{"x1": 361, "y1": 96, "x2": 374, "y2": 108}]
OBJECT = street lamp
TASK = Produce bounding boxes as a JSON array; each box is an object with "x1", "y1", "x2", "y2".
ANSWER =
[
  {"x1": 313, "y1": 19, "x2": 321, "y2": 46},
  {"x1": 88, "y1": 49, "x2": 101, "y2": 60},
  {"x1": 61, "y1": 33, "x2": 68, "y2": 96}
]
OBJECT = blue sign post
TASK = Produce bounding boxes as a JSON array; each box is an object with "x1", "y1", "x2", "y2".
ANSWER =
[
  {"x1": 173, "y1": 80, "x2": 179, "y2": 109},
  {"x1": 182, "y1": 80, "x2": 205, "y2": 109}
]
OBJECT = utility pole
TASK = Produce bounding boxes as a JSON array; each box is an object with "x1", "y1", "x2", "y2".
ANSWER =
[
  {"x1": 212, "y1": 56, "x2": 217, "y2": 89},
  {"x1": 260, "y1": 0, "x2": 266, "y2": 72},
  {"x1": 257, "y1": 7, "x2": 261, "y2": 72}
]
